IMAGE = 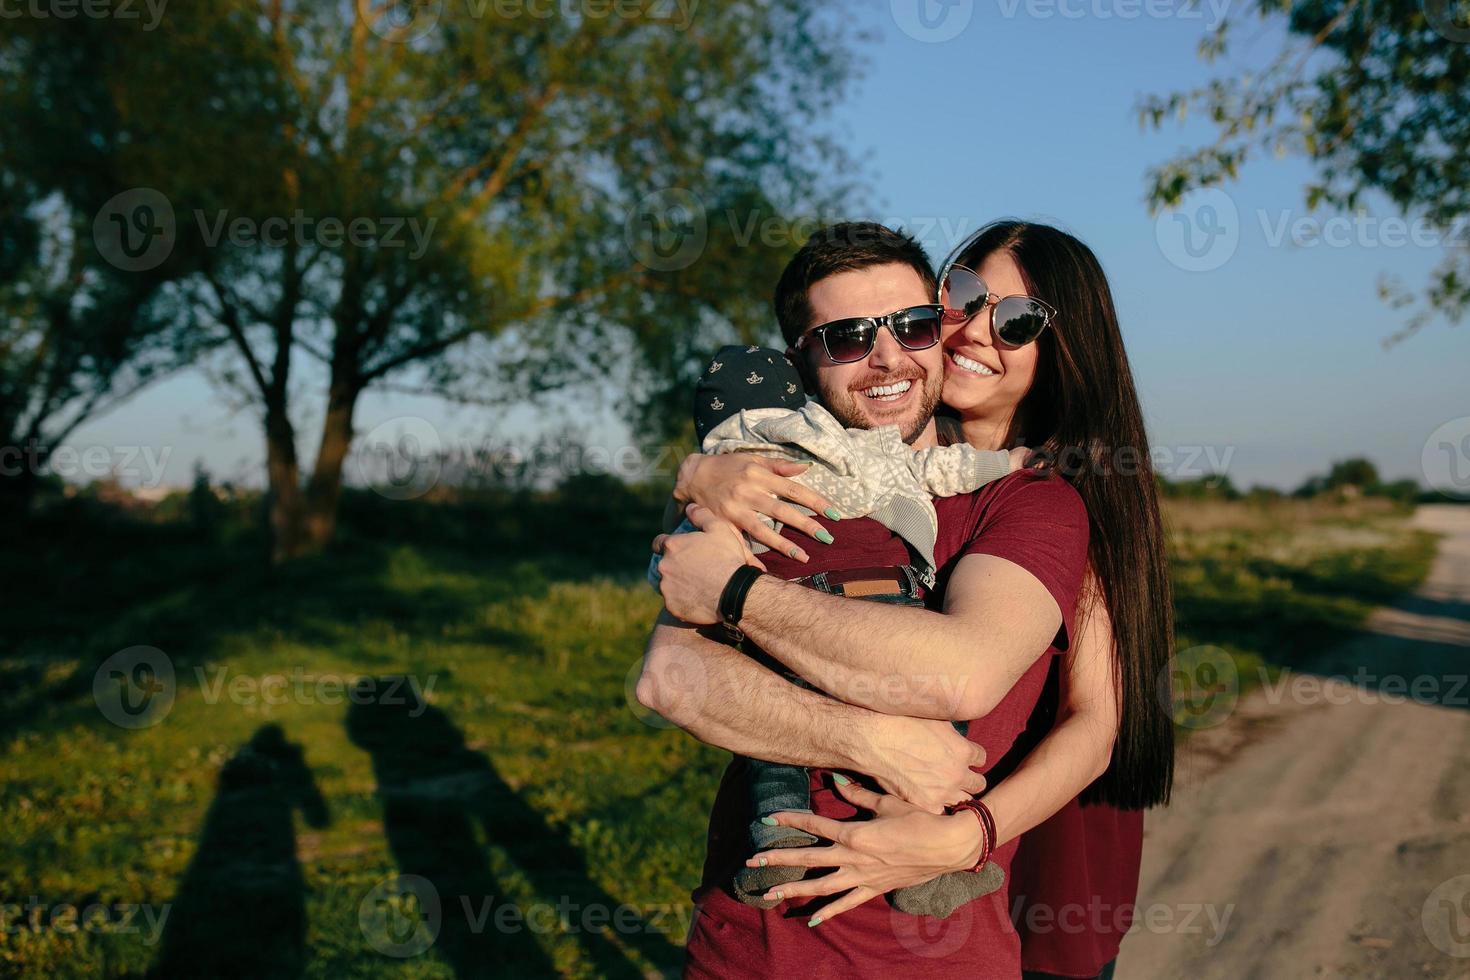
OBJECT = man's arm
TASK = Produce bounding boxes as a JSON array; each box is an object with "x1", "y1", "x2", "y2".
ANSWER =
[
  {"x1": 656, "y1": 517, "x2": 1062, "y2": 721},
  {"x1": 636, "y1": 610, "x2": 987, "y2": 813},
  {"x1": 656, "y1": 477, "x2": 1087, "y2": 721},
  {"x1": 738, "y1": 553, "x2": 1061, "y2": 720}
]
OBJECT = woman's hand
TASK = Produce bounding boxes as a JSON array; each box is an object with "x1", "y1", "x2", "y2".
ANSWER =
[
  {"x1": 744, "y1": 777, "x2": 985, "y2": 926},
  {"x1": 672, "y1": 453, "x2": 837, "y2": 560}
]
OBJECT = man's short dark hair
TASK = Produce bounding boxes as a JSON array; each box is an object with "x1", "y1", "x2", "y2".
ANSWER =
[{"x1": 773, "y1": 222, "x2": 937, "y2": 347}]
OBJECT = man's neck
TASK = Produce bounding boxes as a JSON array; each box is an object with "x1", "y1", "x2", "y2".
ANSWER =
[
  {"x1": 908, "y1": 416, "x2": 939, "y2": 449},
  {"x1": 960, "y1": 413, "x2": 1015, "y2": 452}
]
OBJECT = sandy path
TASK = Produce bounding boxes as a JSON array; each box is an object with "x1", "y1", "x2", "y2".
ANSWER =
[{"x1": 1117, "y1": 505, "x2": 1470, "y2": 978}]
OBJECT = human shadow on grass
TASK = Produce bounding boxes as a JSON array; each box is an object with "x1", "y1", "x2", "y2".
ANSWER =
[
  {"x1": 1266, "y1": 609, "x2": 1470, "y2": 713},
  {"x1": 347, "y1": 680, "x2": 678, "y2": 979},
  {"x1": 150, "y1": 724, "x2": 329, "y2": 979},
  {"x1": 1394, "y1": 592, "x2": 1470, "y2": 625},
  {"x1": 1180, "y1": 580, "x2": 1470, "y2": 714}
]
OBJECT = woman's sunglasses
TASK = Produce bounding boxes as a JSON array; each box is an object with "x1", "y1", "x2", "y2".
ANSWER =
[
  {"x1": 792, "y1": 303, "x2": 944, "y2": 364},
  {"x1": 939, "y1": 264, "x2": 1056, "y2": 349}
]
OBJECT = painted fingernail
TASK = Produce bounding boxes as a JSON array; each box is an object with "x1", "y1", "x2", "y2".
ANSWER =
[
  {"x1": 808, "y1": 916, "x2": 824, "y2": 928},
  {"x1": 765, "y1": 890, "x2": 783, "y2": 902},
  {"x1": 833, "y1": 773, "x2": 851, "y2": 786},
  {"x1": 760, "y1": 816, "x2": 778, "y2": 826},
  {"x1": 789, "y1": 547, "x2": 808, "y2": 562},
  {"x1": 758, "y1": 858, "x2": 768, "y2": 867},
  {"x1": 824, "y1": 507, "x2": 841, "y2": 520},
  {"x1": 815, "y1": 530, "x2": 834, "y2": 545}
]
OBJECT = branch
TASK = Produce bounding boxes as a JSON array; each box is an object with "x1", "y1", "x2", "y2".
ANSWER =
[
  {"x1": 358, "y1": 323, "x2": 481, "y2": 383},
  {"x1": 441, "y1": 83, "x2": 563, "y2": 214},
  {"x1": 40, "y1": 361, "x2": 185, "y2": 448},
  {"x1": 202, "y1": 269, "x2": 271, "y2": 400},
  {"x1": 357, "y1": 273, "x2": 643, "y2": 384}
]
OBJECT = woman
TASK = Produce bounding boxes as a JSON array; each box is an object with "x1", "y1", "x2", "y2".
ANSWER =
[{"x1": 670, "y1": 220, "x2": 1174, "y2": 978}]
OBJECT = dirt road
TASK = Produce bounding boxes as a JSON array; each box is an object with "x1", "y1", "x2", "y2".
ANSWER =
[{"x1": 1117, "y1": 505, "x2": 1470, "y2": 978}]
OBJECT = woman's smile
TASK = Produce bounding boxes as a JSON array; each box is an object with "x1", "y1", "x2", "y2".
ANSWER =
[{"x1": 945, "y1": 348, "x2": 1000, "y2": 379}]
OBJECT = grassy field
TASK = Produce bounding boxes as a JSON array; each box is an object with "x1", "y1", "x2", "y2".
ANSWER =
[
  {"x1": 1165, "y1": 496, "x2": 1438, "y2": 715},
  {"x1": 0, "y1": 486, "x2": 1439, "y2": 978}
]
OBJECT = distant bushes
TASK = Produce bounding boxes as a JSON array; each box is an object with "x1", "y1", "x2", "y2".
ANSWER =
[
  {"x1": 1156, "y1": 456, "x2": 1433, "y2": 507},
  {"x1": 1156, "y1": 474, "x2": 1244, "y2": 501},
  {"x1": 1289, "y1": 457, "x2": 1427, "y2": 506}
]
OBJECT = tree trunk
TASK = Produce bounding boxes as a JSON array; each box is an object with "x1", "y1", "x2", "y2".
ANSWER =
[
  {"x1": 301, "y1": 380, "x2": 361, "y2": 552},
  {"x1": 265, "y1": 401, "x2": 306, "y2": 563}
]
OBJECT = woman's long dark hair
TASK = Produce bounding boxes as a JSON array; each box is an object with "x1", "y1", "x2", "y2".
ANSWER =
[{"x1": 947, "y1": 220, "x2": 1174, "y2": 809}]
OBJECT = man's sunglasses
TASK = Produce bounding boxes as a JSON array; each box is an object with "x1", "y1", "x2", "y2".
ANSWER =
[
  {"x1": 939, "y1": 264, "x2": 1056, "y2": 349},
  {"x1": 792, "y1": 304, "x2": 944, "y2": 364}
]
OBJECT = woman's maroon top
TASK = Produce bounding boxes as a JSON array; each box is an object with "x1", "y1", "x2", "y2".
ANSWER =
[{"x1": 1010, "y1": 799, "x2": 1145, "y2": 976}]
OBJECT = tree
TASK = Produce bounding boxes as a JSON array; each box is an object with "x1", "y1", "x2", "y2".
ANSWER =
[
  {"x1": 6, "y1": 1, "x2": 861, "y2": 560},
  {"x1": 1139, "y1": 0, "x2": 1470, "y2": 344},
  {"x1": 1292, "y1": 455, "x2": 1381, "y2": 496},
  {"x1": 0, "y1": 11, "x2": 204, "y2": 517},
  {"x1": 0, "y1": 182, "x2": 193, "y2": 517},
  {"x1": 1324, "y1": 456, "x2": 1380, "y2": 489}
]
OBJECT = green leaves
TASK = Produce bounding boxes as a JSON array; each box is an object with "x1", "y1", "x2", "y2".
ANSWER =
[
  {"x1": 2, "y1": 0, "x2": 863, "y2": 539},
  {"x1": 1140, "y1": 0, "x2": 1470, "y2": 342}
]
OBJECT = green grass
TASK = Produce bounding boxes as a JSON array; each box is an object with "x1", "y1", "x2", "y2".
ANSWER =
[
  {"x1": 0, "y1": 489, "x2": 1438, "y2": 978},
  {"x1": 1164, "y1": 497, "x2": 1438, "y2": 722}
]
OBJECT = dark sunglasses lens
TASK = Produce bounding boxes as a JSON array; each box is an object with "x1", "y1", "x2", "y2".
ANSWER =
[
  {"x1": 823, "y1": 320, "x2": 876, "y2": 362},
  {"x1": 892, "y1": 308, "x2": 942, "y2": 349},
  {"x1": 942, "y1": 267, "x2": 988, "y2": 321},
  {"x1": 994, "y1": 297, "x2": 1050, "y2": 346}
]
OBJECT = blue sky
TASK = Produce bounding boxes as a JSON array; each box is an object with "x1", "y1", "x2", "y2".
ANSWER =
[{"x1": 69, "y1": 0, "x2": 1467, "y2": 492}]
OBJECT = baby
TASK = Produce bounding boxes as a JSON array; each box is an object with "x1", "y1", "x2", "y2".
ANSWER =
[{"x1": 650, "y1": 345, "x2": 1028, "y2": 919}]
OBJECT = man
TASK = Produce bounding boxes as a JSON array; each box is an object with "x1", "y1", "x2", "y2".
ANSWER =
[{"x1": 637, "y1": 222, "x2": 1089, "y2": 978}]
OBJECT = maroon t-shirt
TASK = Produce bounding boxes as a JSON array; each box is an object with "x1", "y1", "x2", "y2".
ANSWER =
[
  {"x1": 683, "y1": 470, "x2": 1091, "y2": 980},
  {"x1": 1010, "y1": 800, "x2": 1144, "y2": 976}
]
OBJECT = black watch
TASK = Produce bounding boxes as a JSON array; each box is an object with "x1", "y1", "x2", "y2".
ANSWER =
[{"x1": 717, "y1": 565, "x2": 765, "y2": 641}]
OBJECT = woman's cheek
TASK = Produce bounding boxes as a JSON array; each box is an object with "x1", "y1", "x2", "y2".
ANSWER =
[{"x1": 1002, "y1": 350, "x2": 1039, "y2": 394}]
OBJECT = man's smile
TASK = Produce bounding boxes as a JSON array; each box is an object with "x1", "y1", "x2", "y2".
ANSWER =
[{"x1": 860, "y1": 378, "x2": 915, "y2": 402}]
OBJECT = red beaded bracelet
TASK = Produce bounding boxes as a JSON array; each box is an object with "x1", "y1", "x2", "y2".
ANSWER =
[{"x1": 950, "y1": 798, "x2": 996, "y2": 872}]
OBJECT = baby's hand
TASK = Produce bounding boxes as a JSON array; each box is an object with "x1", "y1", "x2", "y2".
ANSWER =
[{"x1": 1007, "y1": 446, "x2": 1035, "y2": 472}]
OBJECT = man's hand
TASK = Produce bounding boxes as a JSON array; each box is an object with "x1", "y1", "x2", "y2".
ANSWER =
[
  {"x1": 656, "y1": 516, "x2": 756, "y2": 624},
  {"x1": 854, "y1": 714, "x2": 988, "y2": 814}
]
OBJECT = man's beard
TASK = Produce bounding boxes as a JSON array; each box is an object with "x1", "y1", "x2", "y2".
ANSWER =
[{"x1": 817, "y1": 368, "x2": 943, "y2": 444}]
